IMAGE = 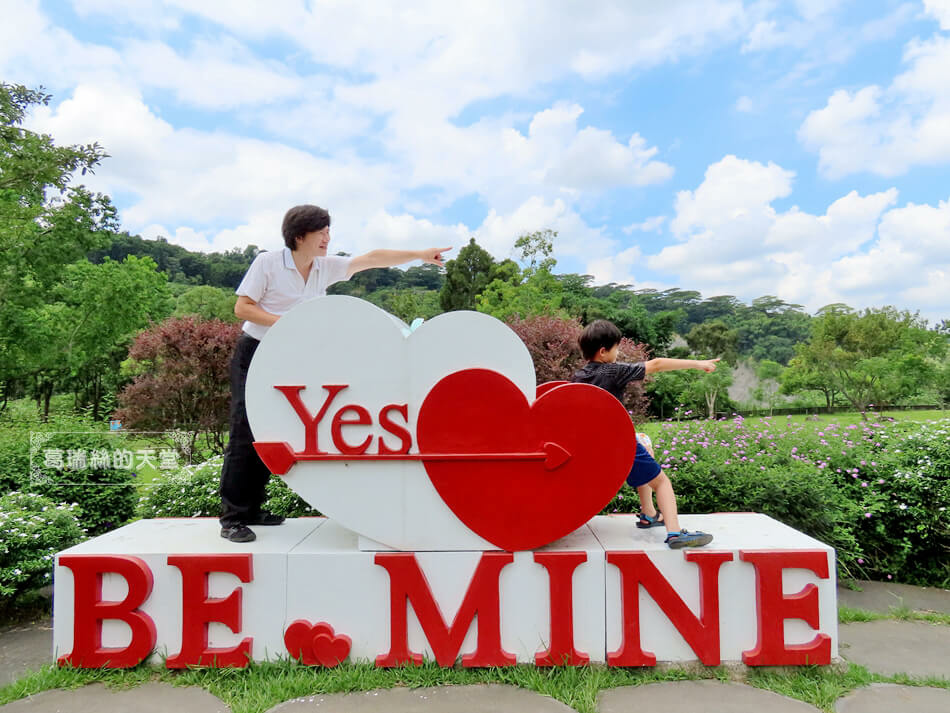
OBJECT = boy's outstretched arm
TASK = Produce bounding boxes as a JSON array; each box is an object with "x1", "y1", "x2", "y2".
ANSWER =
[
  {"x1": 347, "y1": 247, "x2": 451, "y2": 277},
  {"x1": 644, "y1": 357, "x2": 720, "y2": 375}
]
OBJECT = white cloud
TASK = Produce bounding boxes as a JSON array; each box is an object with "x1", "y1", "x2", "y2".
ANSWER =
[
  {"x1": 764, "y1": 189, "x2": 899, "y2": 260},
  {"x1": 124, "y1": 38, "x2": 304, "y2": 109},
  {"x1": 624, "y1": 216, "x2": 667, "y2": 234},
  {"x1": 252, "y1": 96, "x2": 374, "y2": 151},
  {"x1": 800, "y1": 33, "x2": 950, "y2": 177},
  {"x1": 743, "y1": 20, "x2": 792, "y2": 52},
  {"x1": 586, "y1": 246, "x2": 643, "y2": 286},
  {"x1": 8, "y1": 0, "x2": 680, "y2": 249},
  {"x1": 877, "y1": 198, "x2": 950, "y2": 261},
  {"x1": 901, "y1": 267, "x2": 949, "y2": 310},
  {"x1": 368, "y1": 102, "x2": 673, "y2": 216},
  {"x1": 28, "y1": 83, "x2": 400, "y2": 254},
  {"x1": 27, "y1": 83, "x2": 628, "y2": 270},
  {"x1": 0, "y1": 0, "x2": 121, "y2": 89},
  {"x1": 517, "y1": 104, "x2": 674, "y2": 192},
  {"x1": 644, "y1": 155, "x2": 949, "y2": 320},
  {"x1": 359, "y1": 213, "x2": 470, "y2": 252},
  {"x1": 71, "y1": 0, "x2": 180, "y2": 30},
  {"x1": 152, "y1": 1, "x2": 748, "y2": 96},
  {"x1": 735, "y1": 95, "x2": 754, "y2": 112},
  {"x1": 669, "y1": 155, "x2": 794, "y2": 247},
  {"x1": 741, "y1": 1, "x2": 846, "y2": 54},
  {"x1": 793, "y1": 0, "x2": 844, "y2": 21},
  {"x1": 474, "y1": 196, "x2": 612, "y2": 260},
  {"x1": 924, "y1": 0, "x2": 950, "y2": 30}
]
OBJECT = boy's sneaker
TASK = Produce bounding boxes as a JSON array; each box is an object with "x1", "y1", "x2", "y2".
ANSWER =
[
  {"x1": 221, "y1": 524, "x2": 256, "y2": 543},
  {"x1": 665, "y1": 529, "x2": 713, "y2": 549}
]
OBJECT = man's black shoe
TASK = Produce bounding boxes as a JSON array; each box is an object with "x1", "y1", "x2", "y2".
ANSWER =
[
  {"x1": 247, "y1": 512, "x2": 285, "y2": 526},
  {"x1": 221, "y1": 524, "x2": 256, "y2": 543}
]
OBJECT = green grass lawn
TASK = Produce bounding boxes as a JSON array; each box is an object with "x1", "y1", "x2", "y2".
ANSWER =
[{"x1": 637, "y1": 408, "x2": 947, "y2": 441}]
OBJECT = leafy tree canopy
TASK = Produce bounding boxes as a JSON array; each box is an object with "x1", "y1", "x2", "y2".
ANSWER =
[{"x1": 792, "y1": 306, "x2": 946, "y2": 416}]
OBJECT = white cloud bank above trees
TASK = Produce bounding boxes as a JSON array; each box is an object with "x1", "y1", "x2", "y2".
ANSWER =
[{"x1": 600, "y1": 155, "x2": 949, "y2": 320}]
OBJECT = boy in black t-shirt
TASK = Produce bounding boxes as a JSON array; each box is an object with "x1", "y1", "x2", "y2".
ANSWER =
[{"x1": 572, "y1": 320, "x2": 719, "y2": 549}]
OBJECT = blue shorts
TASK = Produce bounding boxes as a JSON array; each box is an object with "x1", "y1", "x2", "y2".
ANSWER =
[{"x1": 626, "y1": 440, "x2": 662, "y2": 488}]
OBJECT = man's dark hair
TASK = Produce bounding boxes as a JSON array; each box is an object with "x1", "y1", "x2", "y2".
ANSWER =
[
  {"x1": 282, "y1": 205, "x2": 331, "y2": 250},
  {"x1": 579, "y1": 319, "x2": 622, "y2": 360}
]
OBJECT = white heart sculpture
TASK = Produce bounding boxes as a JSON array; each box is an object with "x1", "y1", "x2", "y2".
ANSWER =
[{"x1": 245, "y1": 295, "x2": 537, "y2": 550}]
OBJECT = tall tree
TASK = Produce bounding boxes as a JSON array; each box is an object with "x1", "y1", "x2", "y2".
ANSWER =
[
  {"x1": 686, "y1": 320, "x2": 739, "y2": 363},
  {"x1": 0, "y1": 83, "x2": 117, "y2": 405},
  {"x1": 175, "y1": 285, "x2": 239, "y2": 323},
  {"x1": 794, "y1": 306, "x2": 945, "y2": 416},
  {"x1": 684, "y1": 361, "x2": 734, "y2": 419},
  {"x1": 781, "y1": 356, "x2": 840, "y2": 409},
  {"x1": 477, "y1": 229, "x2": 564, "y2": 320},
  {"x1": 16, "y1": 256, "x2": 171, "y2": 419},
  {"x1": 61, "y1": 256, "x2": 172, "y2": 419},
  {"x1": 753, "y1": 359, "x2": 784, "y2": 416},
  {"x1": 439, "y1": 237, "x2": 500, "y2": 311}
]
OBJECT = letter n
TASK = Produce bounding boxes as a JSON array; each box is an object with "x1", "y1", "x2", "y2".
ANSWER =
[
  {"x1": 374, "y1": 552, "x2": 516, "y2": 667},
  {"x1": 607, "y1": 550, "x2": 733, "y2": 666}
]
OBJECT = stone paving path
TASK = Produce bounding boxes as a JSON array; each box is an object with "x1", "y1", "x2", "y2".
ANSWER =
[
  {"x1": 834, "y1": 683, "x2": 950, "y2": 713},
  {"x1": 268, "y1": 685, "x2": 575, "y2": 712},
  {"x1": 838, "y1": 620, "x2": 950, "y2": 677},
  {"x1": 0, "y1": 622, "x2": 52, "y2": 687},
  {"x1": 0, "y1": 683, "x2": 229, "y2": 713},
  {"x1": 598, "y1": 680, "x2": 822, "y2": 712},
  {"x1": 837, "y1": 579, "x2": 950, "y2": 615}
]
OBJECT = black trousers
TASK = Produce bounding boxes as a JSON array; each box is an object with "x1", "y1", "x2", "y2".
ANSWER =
[{"x1": 219, "y1": 334, "x2": 271, "y2": 527}]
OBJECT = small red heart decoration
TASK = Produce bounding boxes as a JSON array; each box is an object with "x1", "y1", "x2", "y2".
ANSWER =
[
  {"x1": 312, "y1": 631, "x2": 351, "y2": 667},
  {"x1": 284, "y1": 620, "x2": 351, "y2": 667},
  {"x1": 417, "y1": 369, "x2": 636, "y2": 551},
  {"x1": 284, "y1": 620, "x2": 318, "y2": 665}
]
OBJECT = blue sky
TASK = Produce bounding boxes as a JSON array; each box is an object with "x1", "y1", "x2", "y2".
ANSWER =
[{"x1": 3, "y1": 0, "x2": 949, "y2": 321}]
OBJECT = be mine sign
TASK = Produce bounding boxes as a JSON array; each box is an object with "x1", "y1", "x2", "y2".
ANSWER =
[{"x1": 54, "y1": 298, "x2": 837, "y2": 667}]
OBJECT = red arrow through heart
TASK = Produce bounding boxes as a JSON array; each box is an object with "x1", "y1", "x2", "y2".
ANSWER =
[{"x1": 253, "y1": 441, "x2": 571, "y2": 476}]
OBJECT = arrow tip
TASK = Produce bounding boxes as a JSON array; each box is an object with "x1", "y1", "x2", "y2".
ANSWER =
[{"x1": 543, "y1": 441, "x2": 571, "y2": 470}]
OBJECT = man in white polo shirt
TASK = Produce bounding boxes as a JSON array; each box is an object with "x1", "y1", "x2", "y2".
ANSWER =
[{"x1": 220, "y1": 204, "x2": 450, "y2": 542}]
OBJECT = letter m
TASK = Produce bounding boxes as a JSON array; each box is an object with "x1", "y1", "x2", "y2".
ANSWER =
[{"x1": 374, "y1": 552, "x2": 516, "y2": 667}]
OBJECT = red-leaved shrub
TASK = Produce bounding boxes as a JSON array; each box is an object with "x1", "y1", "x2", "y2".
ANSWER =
[
  {"x1": 506, "y1": 315, "x2": 585, "y2": 385},
  {"x1": 506, "y1": 315, "x2": 651, "y2": 423},
  {"x1": 115, "y1": 317, "x2": 242, "y2": 456}
]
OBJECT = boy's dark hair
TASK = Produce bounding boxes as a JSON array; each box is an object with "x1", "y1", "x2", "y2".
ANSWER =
[
  {"x1": 579, "y1": 320, "x2": 622, "y2": 360},
  {"x1": 282, "y1": 205, "x2": 331, "y2": 250}
]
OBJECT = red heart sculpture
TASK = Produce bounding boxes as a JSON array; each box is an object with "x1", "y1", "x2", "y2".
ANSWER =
[{"x1": 417, "y1": 369, "x2": 636, "y2": 551}]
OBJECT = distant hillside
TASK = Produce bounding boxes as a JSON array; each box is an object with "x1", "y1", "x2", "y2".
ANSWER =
[
  {"x1": 91, "y1": 234, "x2": 447, "y2": 294},
  {"x1": 89, "y1": 232, "x2": 259, "y2": 289}
]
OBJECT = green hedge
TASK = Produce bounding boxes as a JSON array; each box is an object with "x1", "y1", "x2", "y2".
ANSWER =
[
  {"x1": 603, "y1": 416, "x2": 950, "y2": 586},
  {"x1": 0, "y1": 492, "x2": 85, "y2": 608},
  {"x1": 137, "y1": 456, "x2": 318, "y2": 519},
  {"x1": 0, "y1": 415, "x2": 137, "y2": 536}
]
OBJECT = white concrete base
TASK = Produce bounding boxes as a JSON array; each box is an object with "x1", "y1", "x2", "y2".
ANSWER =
[{"x1": 53, "y1": 514, "x2": 837, "y2": 668}]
